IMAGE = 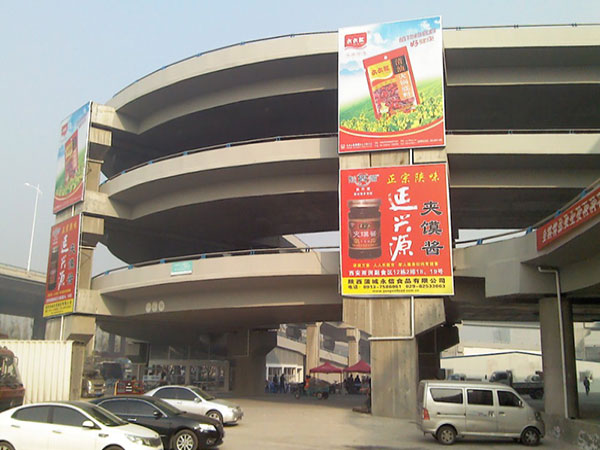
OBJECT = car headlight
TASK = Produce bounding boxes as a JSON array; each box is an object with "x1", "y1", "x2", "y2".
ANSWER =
[
  {"x1": 126, "y1": 434, "x2": 156, "y2": 446},
  {"x1": 195, "y1": 423, "x2": 216, "y2": 432}
]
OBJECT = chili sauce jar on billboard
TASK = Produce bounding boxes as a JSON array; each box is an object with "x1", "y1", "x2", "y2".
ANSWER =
[
  {"x1": 348, "y1": 199, "x2": 381, "y2": 259},
  {"x1": 363, "y1": 47, "x2": 419, "y2": 120}
]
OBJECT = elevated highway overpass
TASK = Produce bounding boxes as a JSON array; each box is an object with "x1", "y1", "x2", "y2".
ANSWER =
[
  {"x1": 0, "y1": 264, "x2": 45, "y2": 338},
  {"x1": 39, "y1": 24, "x2": 600, "y2": 419}
]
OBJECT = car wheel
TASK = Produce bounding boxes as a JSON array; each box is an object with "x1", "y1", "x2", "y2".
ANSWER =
[
  {"x1": 104, "y1": 447, "x2": 124, "y2": 450},
  {"x1": 436, "y1": 425, "x2": 457, "y2": 445},
  {"x1": 316, "y1": 392, "x2": 323, "y2": 399},
  {"x1": 173, "y1": 429, "x2": 199, "y2": 450},
  {"x1": 520, "y1": 427, "x2": 541, "y2": 446},
  {"x1": 322, "y1": 392, "x2": 329, "y2": 399},
  {"x1": 206, "y1": 409, "x2": 223, "y2": 423},
  {"x1": 0, "y1": 442, "x2": 15, "y2": 450}
]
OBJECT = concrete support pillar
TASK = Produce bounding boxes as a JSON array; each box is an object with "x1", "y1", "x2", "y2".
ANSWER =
[
  {"x1": 346, "y1": 328, "x2": 361, "y2": 366},
  {"x1": 340, "y1": 143, "x2": 449, "y2": 419},
  {"x1": 344, "y1": 297, "x2": 446, "y2": 419},
  {"x1": 371, "y1": 338, "x2": 419, "y2": 418},
  {"x1": 418, "y1": 329, "x2": 441, "y2": 380},
  {"x1": 418, "y1": 325, "x2": 460, "y2": 380},
  {"x1": 45, "y1": 314, "x2": 96, "y2": 355},
  {"x1": 229, "y1": 330, "x2": 277, "y2": 395},
  {"x1": 539, "y1": 296, "x2": 579, "y2": 419},
  {"x1": 32, "y1": 314, "x2": 46, "y2": 340},
  {"x1": 305, "y1": 322, "x2": 322, "y2": 372},
  {"x1": 108, "y1": 333, "x2": 116, "y2": 354}
]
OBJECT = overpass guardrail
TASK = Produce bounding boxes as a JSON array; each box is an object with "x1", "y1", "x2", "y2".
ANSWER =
[
  {"x1": 101, "y1": 129, "x2": 600, "y2": 185},
  {"x1": 92, "y1": 245, "x2": 339, "y2": 280}
]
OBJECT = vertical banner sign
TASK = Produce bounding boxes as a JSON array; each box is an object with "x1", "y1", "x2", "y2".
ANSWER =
[
  {"x1": 338, "y1": 17, "x2": 445, "y2": 153},
  {"x1": 53, "y1": 102, "x2": 91, "y2": 213},
  {"x1": 44, "y1": 215, "x2": 81, "y2": 317},
  {"x1": 340, "y1": 164, "x2": 453, "y2": 296}
]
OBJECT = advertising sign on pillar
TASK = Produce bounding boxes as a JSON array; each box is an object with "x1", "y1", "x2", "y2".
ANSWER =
[
  {"x1": 338, "y1": 17, "x2": 445, "y2": 153},
  {"x1": 340, "y1": 164, "x2": 453, "y2": 296},
  {"x1": 44, "y1": 215, "x2": 82, "y2": 317},
  {"x1": 53, "y1": 102, "x2": 91, "y2": 213}
]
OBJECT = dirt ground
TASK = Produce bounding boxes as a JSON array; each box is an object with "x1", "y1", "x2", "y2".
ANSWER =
[{"x1": 216, "y1": 393, "x2": 573, "y2": 449}]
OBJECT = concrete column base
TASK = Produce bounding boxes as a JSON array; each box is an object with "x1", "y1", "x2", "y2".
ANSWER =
[
  {"x1": 229, "y1": 330, "x2": 277, "y2": 395},
  {"x1": 371, "y1": 338, "x2": 418, "y2": 418},
  {"x1": 344, "y1": 297, "x2": 448, "y2": 419},
  {"x1": 540, "y1": 296, "x2": 579, "y2": 419}
]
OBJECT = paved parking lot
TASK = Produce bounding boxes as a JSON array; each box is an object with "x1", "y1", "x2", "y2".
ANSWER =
[{"x1": 217, "y1": 394, "x2": 574, "y2": 449}]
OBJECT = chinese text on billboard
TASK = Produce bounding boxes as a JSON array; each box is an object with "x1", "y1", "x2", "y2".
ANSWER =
[
  {"x1": 44, "y1": 215, "x2": 81, "y2": 317},
  {"x1": 537, "y1": 185, "x2": 600, "y2": 250},
  {"x1": 340, "y1": 164, "x2": 453, "y2": 296}
]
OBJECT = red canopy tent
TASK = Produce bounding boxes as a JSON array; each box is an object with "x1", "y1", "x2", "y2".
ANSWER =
[
  {"x1": 343, "y1": 360, "x2": 371, "y2": 373},
  {"x1": 310, "y1": 361, "x2": 343, "y2": 374}
]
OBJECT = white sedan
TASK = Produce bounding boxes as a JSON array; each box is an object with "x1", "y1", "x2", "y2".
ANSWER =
[
  {"x1": 0, "y1": 401, "x2": 163, "y2": 450},
  {"x1": 145, "y1": 386, "x2": 243, "y2": 424}
]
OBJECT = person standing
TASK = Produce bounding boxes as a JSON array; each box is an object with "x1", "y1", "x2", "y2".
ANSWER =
[
  {"x1": 584, "y1": 376, "x2": 591, "y2": 396},
  {"x1": 279, "y1": 372, "x2": 286, "y2": 393},
  {"x1": 272, "y1": 374, "x2": 279, "y2": 393}
]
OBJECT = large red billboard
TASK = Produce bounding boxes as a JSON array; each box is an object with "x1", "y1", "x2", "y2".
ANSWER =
[
  {"x1": 340, "y1": 164, "x2": 453, "y2": 296},
  {"x1": 44, "y1": 215, "x2": 81, "y2": 317}
]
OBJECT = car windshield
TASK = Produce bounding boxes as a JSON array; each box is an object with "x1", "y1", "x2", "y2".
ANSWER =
[
  {"x1": 77, "y1": 402, "x2": 127, "y2": 427},
  {"x1": 190, "y1": 386, "x2": 215, "y2": 401}
]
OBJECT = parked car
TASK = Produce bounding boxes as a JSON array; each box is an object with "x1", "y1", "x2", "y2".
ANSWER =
[
  {"x1": 91, "y1": 395, "x2": 224, "y2": 450},
  {"x1": 0, "y1": 401, "x2": 163, "y2": 449},
  {"x1": 417, "y1": 380, "x2": 544, "y2": 446},
  {"x1": 145, "y1": 385, "x2": 243, "y2": 424}
]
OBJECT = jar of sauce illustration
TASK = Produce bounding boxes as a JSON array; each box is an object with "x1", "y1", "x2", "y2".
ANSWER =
[{"x1": 348, "y1": 199, "x2": 381, "y2": 259}]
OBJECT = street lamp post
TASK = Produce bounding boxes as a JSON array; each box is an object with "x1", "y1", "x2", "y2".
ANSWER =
[{"x1": 24, "y1": 183, "x2": 42, "y2": 272}]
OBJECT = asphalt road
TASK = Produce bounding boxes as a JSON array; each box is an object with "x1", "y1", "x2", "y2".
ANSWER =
[{"x1": 216, "y1": 394, "x2": 575, "y2": 449}]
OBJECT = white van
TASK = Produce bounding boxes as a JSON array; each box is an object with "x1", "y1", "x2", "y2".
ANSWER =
[{"x1": 416, "y1": 380, "x2": 544, "y2": 446}]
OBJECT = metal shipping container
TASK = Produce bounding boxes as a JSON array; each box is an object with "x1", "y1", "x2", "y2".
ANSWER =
[{"x1": 0, "y1": 340, "x2": 85, "y2": 404}]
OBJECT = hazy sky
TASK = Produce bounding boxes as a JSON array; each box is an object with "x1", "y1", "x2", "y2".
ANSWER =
[{"x1": 1, "y1": 0, "x2": 598, "y2": 273}]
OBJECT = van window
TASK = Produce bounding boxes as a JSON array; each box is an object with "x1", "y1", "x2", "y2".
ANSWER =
[
  {"x1": 498, "y1": 390, "x2": 521, "y2": 407},
  {"x1": 467, "y1": 389, "x2": 493, "y2": 405},
  {"x1": 430, "y1": 388, "x2": 463, "y2": 404}
]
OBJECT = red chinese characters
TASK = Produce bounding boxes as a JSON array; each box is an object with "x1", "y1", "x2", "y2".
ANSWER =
[
  {"x1": 340, "y1": 164, "x2": 453, "y2": 296},
  {"x1": 44, "y1": 215, "x2": 81, "y2": 317},
  {"x1": 537, "y1": 185, "x2": 600, "y2": 250}
]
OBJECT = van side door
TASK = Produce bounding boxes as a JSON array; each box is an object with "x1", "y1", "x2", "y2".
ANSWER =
[
  {"x1": 428, "y1": 387, "x2": 466, "y2": 433},
  {"x1": 497, "y1": 389, "x2": 528, "y2": 434},
  {"x1": 466, "y1": 389, "x2": 497, "y2": 434}
]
